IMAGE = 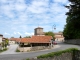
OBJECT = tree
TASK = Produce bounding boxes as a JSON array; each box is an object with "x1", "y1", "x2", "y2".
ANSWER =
[
  {"x1": 1, "y1": 38, "x2": 9, "y2": 49},
  {"x1": 19, "y1": 35, "x2": 22, "y2": 38},
  {"x1": 24, "y1": 36, "x2": 31, "y2": 38},
  {"x1": 45, "y1": 31, "x2": 55, "y2": 39},
  {"x1": 63, "y1": 0, "x2": 80, "y2": 39}
]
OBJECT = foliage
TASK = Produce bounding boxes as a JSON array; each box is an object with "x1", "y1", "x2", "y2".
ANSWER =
[
  {"x1": 26, "y1": 58, "x2": 30, "y2": 60},
  {"x1": 45, "y1": 31, "x2": 54, "y2": 39},
  {"x1": 63, "y1": 0, "x2": 80, "y2": 39},
  {"x1": 0, "y1": 48, "x2": 7, "y2": 52},
  {"x1": 37, "y1": 48, "x2": 78, "y2": 58},
  {"x1": 5, "y1": 39, "x2": 9, "y2": 45},
  {"x1": 2, "y1": 38, "x2": 9, "y2": 48},
  {"x1": 19, "y1": 35, "x2": 22, "y2": 38},
  {"x1": 24, "y1": 36, "x2": 31, "y2": 38}
]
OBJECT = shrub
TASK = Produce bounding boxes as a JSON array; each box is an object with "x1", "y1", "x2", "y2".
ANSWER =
[
  {"x1": 26, "y1": 58, "x2": 30, "y2": 60},
  {"x1": 0, "y1": 48, "x2": 8, "y2": 53},
  {"x1": 16, "y1": 49, "x2": 20, "y2": 52}
]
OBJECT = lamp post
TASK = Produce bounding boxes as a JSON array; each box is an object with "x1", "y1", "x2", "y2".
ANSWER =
[
  {"x1": 52, "y1": 24, "x2": 56, "y2": 33},
  {"x1": 52, "y1": 24, "x2": 56, "y2": 45}
]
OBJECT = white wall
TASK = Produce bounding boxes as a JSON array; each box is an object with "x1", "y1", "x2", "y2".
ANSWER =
[
  {"x1": 0, "y1": 36, "x2": 2, "y2": 43},
  {"x1": 9, "y1": 40, "x2": 15, "y2": 44}
]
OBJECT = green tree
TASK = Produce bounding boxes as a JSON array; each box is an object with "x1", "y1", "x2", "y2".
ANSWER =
[
  {"x1": 63, "y1": 0, "x2": 80, "y2": 39},
  {"x1": 1, "y1": 38, "x2": 9, "y2": 49},
  {"x1": 24, "y1": 36, "x2": 31, "y2": 38},
  {"x1": 45, "y1": 31, "x2": 54, "y2": 39},
  {"x1": 19, "y1": 35, "x2": 22, "y2": 38},
  {"x1": 5, "y1": 39, "x2": 9, "y2": 45}
]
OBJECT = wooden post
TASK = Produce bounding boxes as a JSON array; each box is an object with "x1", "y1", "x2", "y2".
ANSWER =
[{"x1": 30, "y1": 43, "x2": 32, "y2": 47}]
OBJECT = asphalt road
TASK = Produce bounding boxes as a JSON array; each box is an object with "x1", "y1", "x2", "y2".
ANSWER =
[
  {"x1": 0, "y1": 44, "x2": 18, "y2": 54},
  {"x1": 0, "y1": 42, "x2": 80, "y2": 60}
]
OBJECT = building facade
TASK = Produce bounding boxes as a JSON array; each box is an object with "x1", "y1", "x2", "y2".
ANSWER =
[
  {"x1": 0, "y1": 34, "x2": 3, "y2": 43},
  {"x1": 54, "y1": 32, "x2": 64, "y2": 42}
]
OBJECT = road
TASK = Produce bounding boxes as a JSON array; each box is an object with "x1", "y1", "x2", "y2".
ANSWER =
[
  {"x1": 0, "y1": 44, "x2": 18, "y2": 54},
  {"x1": 0, "y1": 42, "x2": 80, "y2": 60}
]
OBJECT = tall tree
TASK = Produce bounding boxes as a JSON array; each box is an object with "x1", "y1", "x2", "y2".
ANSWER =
[
  {"x1": 63, "y1": 0, "x2": 80, "y2": 39},
  {"x1": 19, "y1": 35, "x2": 22, "y2": 38},
  {"x1": 45, "y1": 31, "x2": 54, "y2": 39}
]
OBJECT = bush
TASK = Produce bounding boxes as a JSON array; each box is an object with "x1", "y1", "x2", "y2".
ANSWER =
[
  {"x1": 0, "y1": 48, "x2": 8, "y2": 52},
  {"x1": 26, "y1": 58, "x2": 30, "y2": 60},
  {"x1": 16, "y1": 49, "x2": 20, "y2": 52}
]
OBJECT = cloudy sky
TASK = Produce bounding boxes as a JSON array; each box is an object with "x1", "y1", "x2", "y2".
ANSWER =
[{"x1": 0, "y1": 0, "x2": 69, "y2": 38}]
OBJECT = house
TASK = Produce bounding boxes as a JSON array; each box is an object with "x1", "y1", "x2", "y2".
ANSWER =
[
  {"x1": 20, "y1": 36, "x2": 53, "y2": 47},
  {"x1": 9, "y1": 38, "x2": 20, "y2": 44},
  {"x1": 34, "y1": 27, "x2": 64, "y2": 42},
  {"x1": 54, "y1": 32, "x2": 64, "y2": 42},
  {"x1": 17, "y1": 35, "x2": 53, "y2": 52},
  {"x1": 0, "y1": 34, "x2": 3, "y2": 43},
  {"x1": 0, "y1": 34, "x2": 9, "y2": 50}
]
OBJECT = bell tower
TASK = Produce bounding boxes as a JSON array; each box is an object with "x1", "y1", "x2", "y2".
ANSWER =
[{"x1": 34, "y1": 27, "x2": 44, "y2": 35}]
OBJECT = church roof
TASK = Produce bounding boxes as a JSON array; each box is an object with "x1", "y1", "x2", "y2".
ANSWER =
[{"x1": 35, "y1": 27, "x2": 43, "y2": 29}]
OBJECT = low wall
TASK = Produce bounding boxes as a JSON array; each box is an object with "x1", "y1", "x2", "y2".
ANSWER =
[
  {"x1": 28, "y1": 50, "x2": 80, "y2": 60},
  {"x1": 29, "y1": 52, "x2": 72, "y2": 60},
  {"x1": 18, "y1": 46, "x2": 51, "y2": 52},
  {"x1": 17, "y1": 47, "x2": 31, "y2": 52},
  {"x1": 64, "y1": 39, "x2": 80, "y2": 45},
  {"x1": 30, "y1": 46, "x2": 51, "y2": 51}
]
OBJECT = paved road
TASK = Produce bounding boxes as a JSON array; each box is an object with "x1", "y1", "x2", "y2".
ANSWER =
[
  {"x1": 0, "y1": 42, "x2": 80, "y2": 60},
  {"x1": 0, "y1": 44, "x2": 18, "y2": 54}
]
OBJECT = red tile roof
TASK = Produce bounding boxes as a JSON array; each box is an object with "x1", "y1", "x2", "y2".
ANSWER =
[
  {"x1": 35, "y1": 27, "x2": 43, "y2": 29},
  {"x1": 9, "y1": 36, "x2": 52, "y2": 43},
  {"x1": 21, "y1": 36, "x2": 52, "y2": 43},
  {"x1": 9, "y1": 38, "x2": 20, "y2": 42}
]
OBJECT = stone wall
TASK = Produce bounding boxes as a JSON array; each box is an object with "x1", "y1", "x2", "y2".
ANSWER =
[
  {"x1": 18, "y1": 46, "x2": 51, "y2": 52},
  {"x1": 64, "y1": 39, "x2": 80, "y2": 45},
  {"x1": 30, "y1": 46, "x2": 51, "y2": 51},
  {"x1": 29, "y1": 52, "x2": 72, "y2": 60},
  {"x1": 17, "y1": 47, "x2": 31, "y2": 52},
  {"x1": 28, "y1": 50, "x2": 80, "y2": 60}
]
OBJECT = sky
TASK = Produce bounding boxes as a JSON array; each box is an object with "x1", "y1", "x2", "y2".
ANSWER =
[{"x1": 0, "y1": 0, "x2": 69, "y2": 38}]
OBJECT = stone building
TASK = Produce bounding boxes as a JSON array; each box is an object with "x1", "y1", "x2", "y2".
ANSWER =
[
  {"x1": 34, "y1": 27, "x2": 44, "y2": 36},
  {"x1": 54, "y1": 32, "x2": 64, "y2": 42}
]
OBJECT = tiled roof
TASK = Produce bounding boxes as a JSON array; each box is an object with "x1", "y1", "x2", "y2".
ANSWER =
[
  {"x1": 9, "y1": 38, "x2": 20, "y2": 42},
  {"x1": 35, "y1": 27, "x2": 43, "y2": 29},
  {"x1": 21, "y1": 36, "x2": 52, "y2": 43}
]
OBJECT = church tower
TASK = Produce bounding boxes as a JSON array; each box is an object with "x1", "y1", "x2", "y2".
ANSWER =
[{"x1": 34, "y1": 27, "x2": 44, "y2": 35}]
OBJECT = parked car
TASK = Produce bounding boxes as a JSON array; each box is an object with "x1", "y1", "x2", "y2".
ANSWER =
[{"x1": 53, "y1": 41, "x2": 57, "y2": 45}]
